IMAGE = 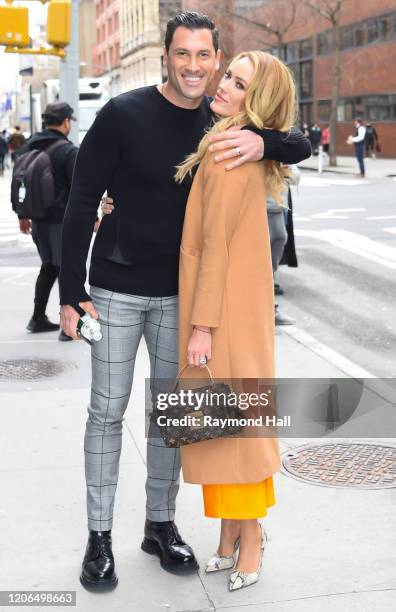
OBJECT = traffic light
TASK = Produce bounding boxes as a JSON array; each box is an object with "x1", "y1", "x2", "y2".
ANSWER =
[
  {"x1": 47, "y1": 0, "x2": 71, "y2": 48},
  {"x1": 0, "y1": 5, "x2": 29, "y2": 48}
]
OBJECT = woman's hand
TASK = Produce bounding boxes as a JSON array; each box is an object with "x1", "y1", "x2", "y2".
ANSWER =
[
  {"x1": 187, "y1": 326, "x2": 212, "y2": 367},
  {"x1": 101, "y1": 195, "x2": 115, "y2": 215}
]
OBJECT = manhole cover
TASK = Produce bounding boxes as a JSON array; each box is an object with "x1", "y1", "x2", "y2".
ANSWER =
[
  {"x1": 281, "y1": 442, "x2": 396, "y2": 489},
  {"x1": 0, "y1": 359, "x2": 70, "y2": 381}
]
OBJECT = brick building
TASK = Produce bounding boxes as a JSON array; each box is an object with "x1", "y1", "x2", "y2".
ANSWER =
[
  {"x1": 93, "y1": 0, "x2": 122, "y2": 95},
  {"x1": 183, "y1": 0, "x2": 396, "y2": 156}
]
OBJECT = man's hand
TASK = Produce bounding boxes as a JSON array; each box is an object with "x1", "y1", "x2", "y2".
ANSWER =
[
  {"x1": 101, "y1": 196, "x2": 114, "y2": 216},
  {"x1": 19, "y1": 219, "x2": 31, "y2": 234},
  {"x1": 208, "y1": 126, "x2": 264, "y2": 170},
  {"x1": 60, "y1": 301, "x2": 99, "y2": 340}
]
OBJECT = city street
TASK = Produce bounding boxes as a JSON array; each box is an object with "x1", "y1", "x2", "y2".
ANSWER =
[
  {"x1": 277, "y1": 163, "x2": 396, "y2": 378},
  {"x1": 0, "y1": 161, "x2": 395, "y2": 611}
]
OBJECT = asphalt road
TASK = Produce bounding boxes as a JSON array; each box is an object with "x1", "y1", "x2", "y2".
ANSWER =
[{"x1": 277, "y1": 172, "x2": 396, "y2": 377}]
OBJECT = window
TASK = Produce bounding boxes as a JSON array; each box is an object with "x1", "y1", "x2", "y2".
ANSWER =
[
  {"x1": 353, "y1": 23, "x2": 366, "y2": 47},
  {"x1": 341, "y1": 25, "x2": 354, "y2": 50},
  {"x1": 344, "y1": 100, "x2": 354, "y2": 122},
  {"x1": 286, "y1": 42, "x2": 299, "y2": 62},
  {"x1": 288, "y1": 63, "x2": 300, "y2": 93},
  {"x1": 271, "y1": 38, "x2": 313, "y2": 103},
  {"x1": 379, "y1": 16, "x2": 391, "y2": 40},
  {"x1": 317, "y1": 31, "x2": 333, "y2": 55},
  {"x1": 317, "y1": 11, "x2": 396, "y2": 55},
  {"x1": 355, "y1": 97, "x2": 364, "y2": 117},
  {"x1": 321, "y1": 95, "x2": 396, "y2": 122},
  {"x1": 367, "y1": 20, "x2": 378, "y2": 43},
  {"x1": 300, "y1": 38, "x2": 312, "y2": 58},
  {"x1": 318, "y1": 100, "x2": 330, "y2": 122},
  {"x1": 301, "y1": 61, "x2": 313, "y2": 98},
  {"x1": 300, "y1": 102, "x2": 313, "y2": 125}
]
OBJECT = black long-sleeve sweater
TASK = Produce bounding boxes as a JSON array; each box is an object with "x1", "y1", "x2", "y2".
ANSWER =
[{"x1": 59, "y1": 85, "x2": 311, "y2": 306}]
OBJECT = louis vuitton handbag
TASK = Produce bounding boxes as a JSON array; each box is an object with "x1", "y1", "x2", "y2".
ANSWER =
[{"x1": 154, "y1": 364, "x2": 245, "y2": 448}]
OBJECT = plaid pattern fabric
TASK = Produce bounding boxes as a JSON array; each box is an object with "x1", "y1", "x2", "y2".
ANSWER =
[{"x1": 86, "y1": 286, "x2": 180, "y2": 531}]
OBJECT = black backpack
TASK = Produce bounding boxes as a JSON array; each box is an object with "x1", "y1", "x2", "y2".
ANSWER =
[{"x1": 11, "y1": 140, "x2": 68, "y2": 220}]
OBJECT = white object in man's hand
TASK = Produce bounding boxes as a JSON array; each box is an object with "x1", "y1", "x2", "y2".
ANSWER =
[
  {"x1": 60, "y1": 301, "x2": 99, "y2": 340},
  {"x1": 208, "y1": 126, "x2": 264, "y2": 170}
]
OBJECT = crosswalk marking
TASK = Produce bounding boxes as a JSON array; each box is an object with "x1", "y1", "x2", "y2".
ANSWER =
[
  {"x1": 367, "y1": 215, "x2": 396, "y2": 220},
  {"x1": 311, "y1": 208, "x2": 365, "y2": 220},
  {"x1": 383, "y1": 228, "x2": 396, "y2": 235},
  {"x1": 294, "y1": 229, "x2": 396, "y2": 270},
  {"x1": 300, "y1": 176, "x2": 371, "y2": 187}
]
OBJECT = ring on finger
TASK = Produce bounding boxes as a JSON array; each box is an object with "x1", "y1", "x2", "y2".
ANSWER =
[{"x1": 236, "y1": 147, "x2": 242, "y2": 156}]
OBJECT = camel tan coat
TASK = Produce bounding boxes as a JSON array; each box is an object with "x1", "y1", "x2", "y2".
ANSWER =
[{"x1": 178, "y1": 152, "x2": 281, "y2": 484}]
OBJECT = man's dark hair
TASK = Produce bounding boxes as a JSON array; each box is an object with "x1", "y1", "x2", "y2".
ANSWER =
[{"x1": 165, "y1": 11, "x2": 219, "y2": 53}]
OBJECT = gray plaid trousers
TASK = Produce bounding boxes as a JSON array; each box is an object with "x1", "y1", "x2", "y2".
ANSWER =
[{"x1": 86, "y1": 286, "x2": 180, "y2": 531}]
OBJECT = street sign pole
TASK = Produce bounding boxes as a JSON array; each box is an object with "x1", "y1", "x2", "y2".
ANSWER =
[{"x1": 59, "y1": 0, "x2": 79, "y2": 144}]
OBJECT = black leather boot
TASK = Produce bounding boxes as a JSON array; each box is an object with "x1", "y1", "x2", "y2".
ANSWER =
[
  {"x1": 141, "y1": 520, "x2": 199, "y2": 575},
  {"x1": 80, "y1": 530, "x2": 118, "y2": 591},
  {"x1": 26, "y1": 315, "x2": 60, "y2": 333}
]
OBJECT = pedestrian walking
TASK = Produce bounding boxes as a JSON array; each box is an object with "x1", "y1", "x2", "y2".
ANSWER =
[
  {"x1": 0, "y1": 130, "x2": 8, "y2": 176},
  {"x1": 8, "y1": 126, "x2": 26, "y2": 163},
  {"x1": 310, "y1": 122, "x2": 322, "y2": 155},
  {"x1": 267, "y1": 165, "x2": 300, "y2": 325},
  {"x1": 321, "y1": 125, "x2": 330, "y2": 154},
  {"x1": 11, "y1": 103, "x2": 78, "y2": 340},
  {"x1": 347, "y1": 118, "x2": 366, "y2": 177},
  {"x1": 59, "y1": 11, "x2": 311, "y2": 592},
  {"x1": 365, "y1": 122, "x2": 379, "y2": 159},
  {"x1": 301, "y1": 122, "x2": 310, "y2": 139}
]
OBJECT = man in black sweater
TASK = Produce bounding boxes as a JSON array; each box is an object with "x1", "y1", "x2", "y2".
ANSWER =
[{"x1": 60, "y1": 12, "x2": 311, "y2": 591}]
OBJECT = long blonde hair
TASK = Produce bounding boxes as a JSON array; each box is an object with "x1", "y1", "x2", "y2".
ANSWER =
[{"x1": 175, "y1": 51, "x2": 297, "y2": 203}]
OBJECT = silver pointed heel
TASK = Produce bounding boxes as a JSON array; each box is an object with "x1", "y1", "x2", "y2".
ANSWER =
[
  {"x1": 229, "y1": 523, "x2": 267, "y2": 591},
  {"x1": 205, "y1": 538, "x2": 240, "y2": 573}
]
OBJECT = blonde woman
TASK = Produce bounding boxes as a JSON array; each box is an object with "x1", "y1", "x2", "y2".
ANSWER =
[{"x1": 175, "y1": 51, "x2": 296, "y2": 591}]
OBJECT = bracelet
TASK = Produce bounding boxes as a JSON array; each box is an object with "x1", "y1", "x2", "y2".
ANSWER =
[{"x1": 194, "y1": 326, "x2": 211, "y2": 334}]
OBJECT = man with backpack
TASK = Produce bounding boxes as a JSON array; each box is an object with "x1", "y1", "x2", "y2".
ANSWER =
[{"x1": 11, "y1": 103, "x2": 78, "y2": 340}]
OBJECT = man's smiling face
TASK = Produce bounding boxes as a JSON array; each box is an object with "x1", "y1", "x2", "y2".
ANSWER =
[{"x1": 163, "y1": 26, "x2": 221, "y2": 105}]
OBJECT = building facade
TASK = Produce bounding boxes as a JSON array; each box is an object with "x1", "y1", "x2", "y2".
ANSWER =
[
  {"x1": 183, "y1": 0, "x2": 396, "y2": 156},
  {"x1": 93, "y1": 0, "x2": 122, "y2": 95},
  {"x1": 80, "y1": 0, "x2": 96, "y2": 78},
  {"x1": 226, "y1": 0, "x2": 396, "y2": 157},
  {"x1": 121, "y1": 0, "x2": 182, "y2": 92}
]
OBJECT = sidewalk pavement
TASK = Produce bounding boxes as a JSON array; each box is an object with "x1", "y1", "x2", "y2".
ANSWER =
[
  {"x1": 0, "y1": 265, "x2": 394, "y2": 612},
  {"x1": 299, "y1": 154, "x2": 396, "y2": 179}
]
